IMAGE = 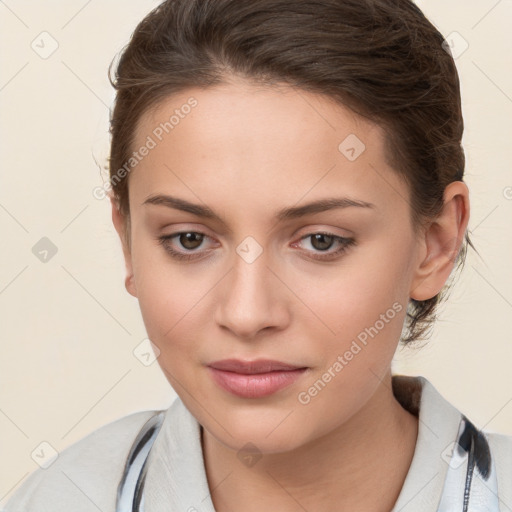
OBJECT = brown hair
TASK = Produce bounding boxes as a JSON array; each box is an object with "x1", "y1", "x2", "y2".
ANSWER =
[{"x1": 108, "y1": 0, "x2": 475, "y2": 345}]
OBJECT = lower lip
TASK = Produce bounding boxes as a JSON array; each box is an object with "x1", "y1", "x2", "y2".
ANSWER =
[{"x1": 208, "y1": 367, "x2": 308, "y2": 398}]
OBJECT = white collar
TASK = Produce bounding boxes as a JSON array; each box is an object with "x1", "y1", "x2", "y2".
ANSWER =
[{"x1": 141, "y1": 375, "x2": 499, "y2": 512}]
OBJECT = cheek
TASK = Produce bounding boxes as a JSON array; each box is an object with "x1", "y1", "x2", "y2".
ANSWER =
[
  {"x1": 136, "y1": 276, "x2": 207, "y2": 352},
  {"x1": 130, "y1": 240, "x2": 198, "y2": 350},
  {"x1": 304, "y1": 249, "x2": 410, "y2": 343},
  {"x1": 136, "y1": 277, "x2": 208, "y2": 390},
  {"x1": 293, "y1": 265, "x2": 408, "y2": 433},
  {"x1": 130, "y1": 244, "x2": 230, "y2": 383}
]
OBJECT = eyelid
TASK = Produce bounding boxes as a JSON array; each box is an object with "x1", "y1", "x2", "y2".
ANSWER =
[
  {"x1": 159, "y1": 222, "x2": 216, "y2": 237},
  {"x1": 296, "y1": 224, "x2": 355, "y2": 238}
]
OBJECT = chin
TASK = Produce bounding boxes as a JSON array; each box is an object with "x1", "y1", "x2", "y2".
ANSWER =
[
  {"x1": 199, "y1": 403, "x2": 314, "y2": 454},
  {"x1": 208, "y1": 423, "x2": 308, "y2": 455}
]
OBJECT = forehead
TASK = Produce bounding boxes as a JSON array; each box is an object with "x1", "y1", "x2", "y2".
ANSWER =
[
  {"x1": 135, "y1": 79, "x2": 381, "y2": 155},
  {"x1": 128, "y1": 80, "x2": 409, "y2": 221}
]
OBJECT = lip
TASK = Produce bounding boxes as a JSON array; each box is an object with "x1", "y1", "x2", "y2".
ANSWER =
[{"x1": 207, "y1": 359, "x2": 308, "y2": 398}]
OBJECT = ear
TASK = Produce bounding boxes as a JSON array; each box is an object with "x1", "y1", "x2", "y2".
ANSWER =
[
  {"x1": 410, "y1": 181, "x2": 470, "y2": 301},
  {"x1": 110, "y1": 197, "x2": 138, "y2": 298}
]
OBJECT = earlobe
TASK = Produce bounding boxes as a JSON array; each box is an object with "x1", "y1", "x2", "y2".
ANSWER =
[
  {"x1": 124, "y1": 274, "x2": 137, "y2": 298},
  {"x1": 110, "y1": 197, "x2": 138, "y2": 298},
  {"x1": 410, "y1": 181, "x2": 470, "y2": 301}
]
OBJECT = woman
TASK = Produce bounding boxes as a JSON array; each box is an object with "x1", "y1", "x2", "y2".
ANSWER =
[{"x1": 6, "y1": 0, "x2": 512, "y2": 511}]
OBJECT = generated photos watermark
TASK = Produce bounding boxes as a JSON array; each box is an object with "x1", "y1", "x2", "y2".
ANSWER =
[
  {"x1": 297, "y1": 301, "x2": 403, "y2": 405},
  {"x1": 93, "y1": 97, "x2": 198, "y2": 201}
]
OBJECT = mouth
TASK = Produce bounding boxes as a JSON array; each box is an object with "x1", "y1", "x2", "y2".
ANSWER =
[{"x1": 207, "y1": 359, "x2": 308, "y2": 398}]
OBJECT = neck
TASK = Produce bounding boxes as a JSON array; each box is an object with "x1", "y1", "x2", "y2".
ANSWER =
[{"x1": 201, "y1": 371, "x2": 419, "y2": 512}]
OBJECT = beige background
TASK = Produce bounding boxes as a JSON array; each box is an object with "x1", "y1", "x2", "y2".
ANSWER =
[{"x1": 1, "y1": 0, "x2": 511, "y2": 505}]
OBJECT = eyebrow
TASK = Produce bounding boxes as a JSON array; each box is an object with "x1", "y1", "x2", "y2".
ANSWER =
[{"x1": 142, "y1": 194, "x2": 375, "y2": 223}]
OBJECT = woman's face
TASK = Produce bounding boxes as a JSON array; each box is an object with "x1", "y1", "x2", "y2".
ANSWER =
[{"x1": 117, "y1": 79, "x2": 425, "y2": 452}]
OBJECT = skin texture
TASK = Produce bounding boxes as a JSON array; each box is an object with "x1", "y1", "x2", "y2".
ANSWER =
[{"x1": 111, "y1": 78, "x2": 470, "y2": 511}]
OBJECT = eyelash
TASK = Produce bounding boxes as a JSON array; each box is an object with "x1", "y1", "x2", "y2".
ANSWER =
[{"x1": 157, "y1": 231, "x2": 355, "y2": 262}]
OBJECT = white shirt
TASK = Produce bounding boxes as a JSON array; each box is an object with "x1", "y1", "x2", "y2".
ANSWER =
[{"x1": 5, "y1": 375, "x2": 512, "y2": 511}]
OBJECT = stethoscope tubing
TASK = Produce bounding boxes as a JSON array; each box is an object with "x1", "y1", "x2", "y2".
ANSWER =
[{"x1": 116, "y1": 411, "x2": 165, "y2": 512}]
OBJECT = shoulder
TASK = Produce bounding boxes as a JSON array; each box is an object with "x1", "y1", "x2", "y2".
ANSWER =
[
  {"x1": 4, "y1": 409, "x2": 162, "y2": 512},
  {"x1": 486, "y1": 430, "x2": 512, "y2": 498},
  {"x1": 486, "y1": 429, "x2": 512, "y2": 455}
]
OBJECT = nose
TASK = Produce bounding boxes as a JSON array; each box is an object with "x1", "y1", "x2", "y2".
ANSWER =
[{"x1": 214, "y1": 249, "x2": 291, "y2": 340}]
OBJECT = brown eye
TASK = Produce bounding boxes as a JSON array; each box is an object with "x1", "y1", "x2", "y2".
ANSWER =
[
  {"x1": 157, "y1": 231, "x2": 215, "y2": 262},
  {"x1": 179, "y1": 232, "x2": 204, "y2": 250},
  {"x1": 310, "y1": 233, "x2": 335, "y2": 251},
  {"x1": 292, "y1": 232, "x2": 355, "y2": 262}
]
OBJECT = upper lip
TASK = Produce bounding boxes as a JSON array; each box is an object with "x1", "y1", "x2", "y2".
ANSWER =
[{"x1": 208, "y1": 359, "x2": 306, "y2": 374}]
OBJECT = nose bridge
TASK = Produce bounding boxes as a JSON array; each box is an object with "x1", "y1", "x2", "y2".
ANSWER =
[
  {"x1": 215, "y1": 244, "x2": 289, "y2": 338},
  {"x1": 234, "y1": 247, "x2": 271, "y2": 295}
]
